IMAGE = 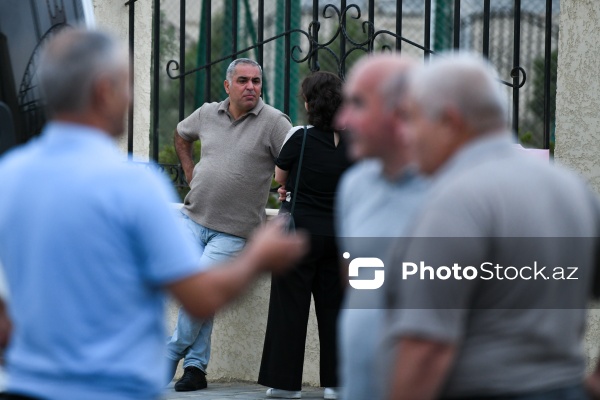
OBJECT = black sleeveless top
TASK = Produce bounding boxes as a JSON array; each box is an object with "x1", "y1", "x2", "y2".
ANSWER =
[{"x1": 276, "y1": 126, "x2": 352, "y2": 236}]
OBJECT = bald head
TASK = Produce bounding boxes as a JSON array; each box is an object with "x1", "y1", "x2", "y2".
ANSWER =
[
  {"x1": 345, "y1": 54, "x2": 416, "y2": 107},
  {"x1": 337, "y1": 54, "x2": 417, "y2": 168}
]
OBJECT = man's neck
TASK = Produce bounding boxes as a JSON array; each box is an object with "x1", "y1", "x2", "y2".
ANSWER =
[
  {"x1": 379, "y1": 143, "x2": 412, "y2": 179},
  {"x1": 228, "y1": 104, "x2": 248, "y2": 121},
  {"x1": 381, "y1": 153, "x2": 411, "y2": 179},
  {"x1": 53, "y1": 113, "x2": 112, "y2": 136}
]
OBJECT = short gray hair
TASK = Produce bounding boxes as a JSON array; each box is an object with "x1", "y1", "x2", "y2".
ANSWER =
[
  {"x1": 382, "y1": 72, "x2": 412, "y2": 111},
  {"x1": 226, "y1": 58, "x2": 262, "y2": 83},
  {"x1": 38, "y1": 29, "x2": 127, "y2": 116},
  {"x1": 409, "y1": 52, "x2": 508, "y2": 134}
]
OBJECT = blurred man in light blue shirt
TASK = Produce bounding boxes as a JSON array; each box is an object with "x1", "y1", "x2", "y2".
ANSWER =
[
  {"x1": 334, "y1": 54, "x2": 428, "y2": 400},
  {"x1": 0, "y1": 29, "x2": 306, "y2": 400}
]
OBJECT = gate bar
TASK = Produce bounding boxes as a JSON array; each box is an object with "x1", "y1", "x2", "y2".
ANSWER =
[
  {"x1": 512, "y1": 0, "x2": 521, "y2": 135},
  {"x1": 205, "y1": 0, "x2": 211, "y2": 102},
  {"x1": 258, "y1": 0, "x2": 264, "y2": 66},
  {"x1": 368, "y1": 0, "x2": 374, "y2": 52},
  {"x1": 127, "y1": 0, "x2": 134, "y2": 156},
  {"x1": 152, "y1": 0, "x2": 160, "y2": 161},
  {"x1": 178, "y1": 0, "x2": 186, "y2": 122},
  {"x1": 453, "y1": 0, "x2": 461, "y2": 49},
  {"x1": 483, "y1": 0, "x2": 490, "y2": 58},
  {"x1": 543, "y1": 0, "x2": 552, "y2": 150},
  {"x1": 396, "y1": 0, "x2": 402, "y2": 51},
  {"x1": 284, "y1": 0, "x2": 291, "y2": 115},
  {"x1": 312, "y1": 0, "x2": 319, "y2": 71},
  {"x1": 340, "y1": 0, "x2": 346, "y2": 75},
  {"x1": 424, "y1": 0, "x2": 431, "y2": 60},
  {"x1": 232, "y1": 0, "x2": 238, "y2": 62}
]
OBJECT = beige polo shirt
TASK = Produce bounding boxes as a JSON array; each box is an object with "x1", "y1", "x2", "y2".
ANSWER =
[{"x1": 177, "y1": 98, "x2": 292, "y2": 238}]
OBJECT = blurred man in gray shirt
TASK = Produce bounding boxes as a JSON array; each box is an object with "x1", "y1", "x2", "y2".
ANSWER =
[{"x1": 384, "y1": 53, "x2": 600, "y2": 400}]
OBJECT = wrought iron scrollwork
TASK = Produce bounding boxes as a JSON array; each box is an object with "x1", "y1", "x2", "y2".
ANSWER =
[
  {"x1": 159, "y1": 2, "x2": 530, "y2": 186},
  {"x1": 166, "y1": 27, "x2": 313, "y2": 80},
  {"x1": 310, "y1": 4, "x2": 374, "y2": 78},
  {"x1": 134, "y1": 162, "x2": 188, "y2": 188},
  {"x1": 507, "y1": 66, "x2": 527, "y2": 88},
  {"x1": 18, "y1": 23, "x2": 69, "y2": 138},
  {"x1": 166, "y1": 2, "x2": 528, "y2": 88},
  {"x1": 157, "y1": 163, "x2": 188, "y2": 187}
]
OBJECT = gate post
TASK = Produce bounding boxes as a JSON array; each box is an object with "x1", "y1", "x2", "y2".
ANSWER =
[
  {"x1": 95, "y1": 0, "x2": 152, "y2": 161},
  {"x1": 556, "y1": 0, "x2": 600, "y2": 372},
  {"x1": 555, "y1": 0, "x2": 600, "y2": 193}
]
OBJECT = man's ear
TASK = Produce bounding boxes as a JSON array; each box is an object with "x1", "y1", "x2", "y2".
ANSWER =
[
  {"x1": 91, "y1": 75, "x2": 113, "y2": 111},
  {"x1": 441, "y1": 107, "x2": 468, "y2": 137},
  {"x1": 224, "y1": 80, "x2": 230, "y2": 94}
]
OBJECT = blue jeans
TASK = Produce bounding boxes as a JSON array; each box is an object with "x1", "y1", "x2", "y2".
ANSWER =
[{"x1": 166, "y1": 211, "x2": 246, "y2": 373}]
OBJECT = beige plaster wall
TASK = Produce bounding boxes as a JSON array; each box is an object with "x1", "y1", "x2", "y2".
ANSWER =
[
  {"x1": 586, "y1": 307, "x2": 600, "y2": 372},
  {"x1": 92, "y1": 0, "x2": 152, "y2": 161},
  {"x1": 166, "y1": 278, "x2": 321, "y2": 386},
  {"x1": 165, "y1": 208, "x2": 321, "y2": 386},
  {"x1": 556, "y1": 0, "x2": 600, "y2": 372},
  {"x1": 555, "y1": 0, "x2": 600, "y2": 191},
  {"x1": 212, "y1": 276, "x2": 321, "y2": 386}
]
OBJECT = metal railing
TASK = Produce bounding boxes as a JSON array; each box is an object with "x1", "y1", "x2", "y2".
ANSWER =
[{"x1": 124, "y1": 0, "x2": 559, "y2": 187}]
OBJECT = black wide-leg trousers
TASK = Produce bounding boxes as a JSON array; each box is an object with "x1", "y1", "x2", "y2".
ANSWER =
[{"x1": 258, "y1": 234, "x2": 343, "y2": 391}]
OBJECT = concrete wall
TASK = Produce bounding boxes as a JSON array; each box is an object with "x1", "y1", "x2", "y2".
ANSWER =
[
  {"x1": 556, "y1": 0, "x2": 600, "y2": 372},
  {"x1": 92, "y1": 0, "x2": 152, "y2": 161},
  {"x1": 555, "y1": 0, "x2": 600, "y2": 191},
  {"x1": 166, "y1": 278, "x2": 322, "y2": 386}
]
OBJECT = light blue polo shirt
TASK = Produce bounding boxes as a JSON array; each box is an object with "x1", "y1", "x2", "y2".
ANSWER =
[
  {"x1": 335, "y1": 159, "x2": 428, "y2": 400},
  {"x1": 0, "y1": 122, "x2": 204, "y2": 400}
]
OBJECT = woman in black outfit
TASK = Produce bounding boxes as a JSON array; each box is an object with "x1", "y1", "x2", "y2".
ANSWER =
[{"x1": 258, "y1": 71, "x2": 351, "y2": 400}]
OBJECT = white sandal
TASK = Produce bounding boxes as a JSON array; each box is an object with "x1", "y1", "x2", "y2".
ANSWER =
[{"x1": 266, "y1": 388, "x2": 302, "y2": 399}]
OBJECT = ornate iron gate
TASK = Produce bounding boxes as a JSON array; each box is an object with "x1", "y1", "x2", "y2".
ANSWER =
[{"x1": 126, "y1": 0, "x2": 558, "y2": 186}]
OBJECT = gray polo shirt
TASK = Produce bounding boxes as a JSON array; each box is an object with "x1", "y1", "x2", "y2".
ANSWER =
[
  {"x1": 383, "y1": 133, "x2": 600, "y2": 397},
  {"x1": 177, "y1": 98, "x2": 291, "y2": 238}
]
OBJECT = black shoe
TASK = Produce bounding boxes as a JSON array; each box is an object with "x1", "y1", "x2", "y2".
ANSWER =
[{"x1": 174, "y1": 366, "x2": 207, "y2": 392}]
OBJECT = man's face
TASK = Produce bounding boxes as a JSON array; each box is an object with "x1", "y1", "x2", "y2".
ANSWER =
[
  {"x1": 336, "y1": 73, "x2": 394, "y2": 160},
  {"x1": 224, "y1": 64, "x2": 262, "y2": 114}
]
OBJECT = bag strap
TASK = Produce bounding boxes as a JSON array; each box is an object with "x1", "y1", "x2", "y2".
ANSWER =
[{"x1": 289, "y1": 125, "x2": 308, "y2": 216}]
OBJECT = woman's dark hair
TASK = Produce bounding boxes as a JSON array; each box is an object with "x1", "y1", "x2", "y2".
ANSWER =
[{"x1": 301, "y1": 71, "x2": 343, "y2": 131}]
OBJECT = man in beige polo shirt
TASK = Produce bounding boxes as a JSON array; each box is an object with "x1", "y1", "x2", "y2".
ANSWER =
[{"x1": 166, "y1": 58, "x2": 292, "y2": 392}]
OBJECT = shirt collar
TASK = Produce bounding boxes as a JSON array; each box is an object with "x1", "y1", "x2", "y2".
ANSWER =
[
  {"x1": 42, "y1": 121, "x2": 119, "y2": 152},
  {"x1": 370, "y1": 159, "x2": 423, "y2": 185},
  {"x1": 218, "y1": 97, "x2": 265, "y2": 118},
  {"x1": 432, "y1": 131, "x2": 515, "y2": 182}
]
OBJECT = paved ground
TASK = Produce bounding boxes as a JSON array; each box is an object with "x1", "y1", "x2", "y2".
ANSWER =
[{"x1": 164, "y1": 382, "x2": 325, "y2": 399}]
